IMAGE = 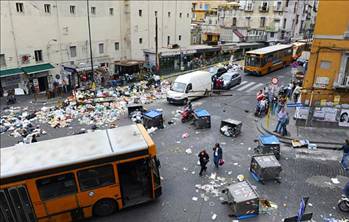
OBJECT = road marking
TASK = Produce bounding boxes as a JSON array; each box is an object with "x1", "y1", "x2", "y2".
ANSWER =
[
  {"x1": 245, "y1": 83, "x2": 264, "y2": 92},
  {"x1": 230, "y1": 80, "x2": 248, "y2": 89},
  {"x1": 236, "y1": 82, "x2": 256, "y2": 91}
]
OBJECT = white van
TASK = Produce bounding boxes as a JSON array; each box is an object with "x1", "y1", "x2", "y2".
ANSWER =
[{"x1": 166, "y1": 70, "x2": 212, "y2": 104}]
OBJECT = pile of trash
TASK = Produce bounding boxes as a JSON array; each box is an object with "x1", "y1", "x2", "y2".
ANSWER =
[
  {"x1": 0, "y1": 81, "x2": 171, "y2": 142},
  {"x1": 194, "y1": 173, "x2": 229, "y2": 203}
]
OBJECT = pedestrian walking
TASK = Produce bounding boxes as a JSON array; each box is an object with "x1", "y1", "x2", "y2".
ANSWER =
[
  {"x1": 280, "y1": 112, "x2": 289, "y2": 136},
  {"x1": 274, "y1": 107, "x2": 287, "y2": 133},
  {"x1": 292, "y1": 84, "x2": 302, "y2": 103},
  {"x1": 31, "y1": 134, "x2": 38, "y2": 143},
  {"x1": 213, "y1": 143, "x2": 223, "y2": 168},
  {"x1": 198, "y1": 150, "x2": 209, "y2": 176},
  {"x1": 339, "y1": 139, "x2": 349, "y2": 170}
]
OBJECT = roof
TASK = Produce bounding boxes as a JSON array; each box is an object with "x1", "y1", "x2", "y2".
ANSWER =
[
  {"x1": 259, "y1": 135, "x2": 280, "y2": 145},
  {"x1": 0, "y1": 68, "x2": 24, "y2": 78},
  {"x1": 22, "y1": 63, "x2": 54, "y2": 74},
  {"x1": 246, "y1": 44, "x2": 292, "y2": 55},
  {"x1": 0, "y1": 125, "x2": 149, "y2": 179}
]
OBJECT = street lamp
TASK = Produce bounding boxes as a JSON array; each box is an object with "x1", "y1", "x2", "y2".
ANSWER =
[{"x1": 47, "y1": 39, "x2": 58, "y2": 62}]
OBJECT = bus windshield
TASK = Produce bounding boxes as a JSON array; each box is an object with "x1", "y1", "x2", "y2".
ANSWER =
[
  {"x1": 171, "y1": 82, "x2": 186, "y2": 93},
  {"x1": 245, "y1": 55, "x2": 261, "y2": 67}
]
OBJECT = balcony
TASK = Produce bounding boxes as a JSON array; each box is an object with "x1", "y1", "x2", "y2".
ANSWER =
[
  {"x1": 246, "y1": 35, "x2": 267, "y2": 42},
  {"x1": 273, "y1": 5, "x2": 284, "y2": 12},
  {"x1": 244, "y1": 6, "x2": 254, "y2": 12},
  {"x1": 259, "y1": 5, "x2": 269, "y2": 12}
]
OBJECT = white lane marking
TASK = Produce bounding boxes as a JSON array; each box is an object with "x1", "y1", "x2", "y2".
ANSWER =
[
  {"x1": 230, "y1": 80, "x2": 248, "y2": 89},
  {"x1": 245, "y1": 83, "x2": 265, "y2": 92},
  {"x1": 236, "y1": 82, "x2": 256, "y2": 91}
]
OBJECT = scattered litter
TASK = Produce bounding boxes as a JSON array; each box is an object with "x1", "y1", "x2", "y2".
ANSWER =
[
  {"x1": 209, "y1": 201, "x2": 215, "y2": 207},
  {"x1": 221, "y1": 142, "x2": 226, "y2": 145},
  {"x1": 192, "y1": 171, "x2": 195, "y2": 175},
  {"x1": 237, "y1": 174, "x2": 244, "y2": 182},
  {"x1": 160, "y1": 176, "x2": 164, "y2": 180},
  {"x1": 192, "y1": 196, "x2": 198, "y2": 201},
  {"x1": 195, "y1": 131, "x2": 200, "y2": 134},
  {"x1": 233, "y1": 162, "x2": 239, "y2": 166},
  {"x1": 176, "y1": 141, "x2": 181, "y2": 144},
  {"x1": 185, "y1": 148, "x2": 192, "y2": 154},
  {"x1": 331, "y1": 178, "x2": 340, "y2": 184},
  {"x1": 240, "y1": 142, "x2": 244, "y2": 145},
  {"x1": 147, "y1": 127, "x2": 158, "y2": 134},
  {"x1": 182, "y1": 132, "x2": 189, "y2": 138},
  {"x1": 308, "y1": 203, "x2": 313, "y2": 207},
  {"x1": 227, "y1": 171, "x2": 232, "y2": 175},
  {"x1": 210, "y1": 173, "x2": 217, "y2": 180},
  {"x1": 248, "y1": 147, "x2": 252, "y2": 151},
  {"x1": 183, "y1": 167, "x2": 188, "y2": 171},
  {"x1": 211, "y1": 214, "x2": 217, "y2": 220}
]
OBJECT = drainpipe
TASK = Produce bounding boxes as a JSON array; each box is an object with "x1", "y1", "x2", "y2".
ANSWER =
[{"x1": 8, "y1": 1, "x2": 20, "y2": 67}]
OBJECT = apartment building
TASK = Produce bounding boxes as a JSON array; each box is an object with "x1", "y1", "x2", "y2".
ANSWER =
[
  {"x1": 0, "y1": 0, "x2": 191, "y2": 92},
  {"x1": 199, "y1": 0, "x2": 318, "y2": 44}
]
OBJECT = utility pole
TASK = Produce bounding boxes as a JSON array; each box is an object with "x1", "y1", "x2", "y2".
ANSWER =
[
  {"x1": 86, "y1": 0, "x2": 94, "y2": 81},
  {"x1": 155, "y1": 15, "x2": 159, "y2": 73}
]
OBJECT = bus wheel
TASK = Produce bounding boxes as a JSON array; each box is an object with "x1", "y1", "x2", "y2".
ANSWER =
[
  {"x1": 268, "y1": 67, "x2": 271, "y2": 74},
  {"x1": 93, "y1": 199, "x2": 117, "y2": 217}
]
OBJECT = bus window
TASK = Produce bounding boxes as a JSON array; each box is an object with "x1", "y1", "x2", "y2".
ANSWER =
[
  {"x1": 246, "y1": 56, "x2": 260, "y2": 67},
  {"x1": 77, "y1": 165, "x2": 115, "y2": 191},
  {"x1": 36, "y1": 173, "x2": 77, "y2": 200}
]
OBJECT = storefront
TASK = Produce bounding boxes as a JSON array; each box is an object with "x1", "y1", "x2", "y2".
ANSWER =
[
  {"x1": 22, "y1": 63, "x2": 55, "y2": 93},
  {"x1": 221, "y1": 42, "x2": 265, "y2": 62},
  {"x1": 0, "y1": 68, "x2": 25, "y2": 96}
]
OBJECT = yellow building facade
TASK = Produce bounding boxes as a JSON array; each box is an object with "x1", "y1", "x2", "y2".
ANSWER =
[{"x1": 301, "y1": 1, "x2": 349, "y2": 106}]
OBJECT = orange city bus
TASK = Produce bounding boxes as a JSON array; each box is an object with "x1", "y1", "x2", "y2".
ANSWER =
[
  {"x1": 0, "y1": 124, "x2": 161, "y2": 222},
  {"x1": 244, "y1": 44, "x2": 293, "y2": 75}
]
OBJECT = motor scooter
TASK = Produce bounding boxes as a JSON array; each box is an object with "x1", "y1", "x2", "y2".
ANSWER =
[
  {"x1": 181, "y1": 107, "x2": 193, "y2": 123},
  {"x1": 338, "y1": 195, "x2": 349, "y2": 212}
]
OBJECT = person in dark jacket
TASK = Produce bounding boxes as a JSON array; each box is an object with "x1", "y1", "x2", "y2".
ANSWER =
[
  {"x1": 213, "y1": 143, "x2": 223, "y2": 168},
  {"x1": 31, "y1": 134, "x2": 38, "y2": 143},
  {"x1": 340, "y1": 140, "x2": 349, "y2": 170},
  {"x1": 198, "y1": 150, "x2": 209, "y2": 176}
]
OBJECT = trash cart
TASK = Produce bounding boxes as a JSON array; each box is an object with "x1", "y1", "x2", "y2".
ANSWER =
[
  {"x1": 143, "y1": 110, "x2": 164, "y2": 129},
  {"x1": 250, "y1": 154, "x2": 282, "y2": 184},
  {"x1": 127, "y1": 104, "x2": 144, "y2": 118},
  {"x1": 193, "y1": 109, "x2": 211, "y2": 129},
  {"x1": 254, "y1": 135, "x2": 281, "y2": 160},
  {"x1": 223, "y1": 181, "x2": 259, "y2": 219},
  {"x1": 220, "y1": 119, "x2": 242, "y2": 137}
]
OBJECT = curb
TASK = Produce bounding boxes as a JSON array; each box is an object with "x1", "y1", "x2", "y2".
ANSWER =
[{"x1": 257, "y1": 118, "x2": 341, "y2": 150}]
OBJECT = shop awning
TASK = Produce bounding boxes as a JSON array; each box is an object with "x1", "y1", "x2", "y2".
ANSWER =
[
  {"x1": 76, "y1": 65, "x2": 98, "y2": 72},
  {"x1": 22, "y1": 63, "x2": 55, "y2": 74},
  {"x1": 0, "y1": 68, "x2": 24, "y2": 78}
]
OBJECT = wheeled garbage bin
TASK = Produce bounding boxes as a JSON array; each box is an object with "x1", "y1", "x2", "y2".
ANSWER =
[
  {"x1": 143, "y1": 110, "x2": 164, "y2": 129},
  {"x1": 250, "y1": 154, "x2": 282, "y2": 184}
]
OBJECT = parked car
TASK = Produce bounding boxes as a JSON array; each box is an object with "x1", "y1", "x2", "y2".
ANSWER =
[{"x1": 220, "y1": 72, "x2": 242, "y2": 89}]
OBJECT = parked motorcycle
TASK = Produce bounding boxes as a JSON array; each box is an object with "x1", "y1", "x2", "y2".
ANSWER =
[
  {"x1": 181, "y1": 107, "x2": 194, "y2": 123},
  {"x1": 338, "y1": 196, "x2": 349, "y2": 212}
]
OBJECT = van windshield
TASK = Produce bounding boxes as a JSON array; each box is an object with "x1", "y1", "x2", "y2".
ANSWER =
[{"x1": 171, "y1": 82, "x2": 186, "y2": 93}]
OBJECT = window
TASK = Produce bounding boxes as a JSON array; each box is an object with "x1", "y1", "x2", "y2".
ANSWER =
[
  {"x1": 296, "y1": 15, "x2": 299, "y2": 24},
  {"x1": 139, "y1": 9, "x2": 142, "y2": 17},
  {"x1": 70, "y1": 5, "x2": 75, "y2": 14},
  {"x1": 179, "y1": 35, "x2": 182, "y2": 41},
  {"x1": 343, "y1": 57, "x2": 349, "y2": 85},
  {"x1": 260, "y1": 17, "x2": 266, "y2": 27},
  {"x1": 232, "y1": 17, "x2": 237, "y2": 26},
  {"x1": 187, "y1": 13, "x2": 189, "y2": 18},
  {"x1": 168, "y1": 11, "x2": 171, "y2": 17},
  {"x1": 283, "y1": 18, "x2": 287, "y2": 29},
  {"x1": 16, "y1": 3, "x2": 24, "y2": 13},
  {"x1": 109, "y1": 8, "x2": 114, "y2": 15},
  {"x1": 115, "y1": 42, "x2": 119, "y2": 51},
  {"x1": 0, "y1": 54, "x2": 6, "y2": 67},
  {"x1": 155, "y1": 11, "x2": 157, "y2": 16},
  {"x1": 246, "y1": 17, "x2": 251, "y2": 27},
  {"x1": 320, "y1": 60, "x2": 331, "y2": 70},
  {"x1": 91, "y1": 6, "x2": 96, "y2": 15},
  {"x1": 34, "y1": 50, "x2": 43, "y2": 62},
  {"x1": 270, "y1": 32, "x2": 275, "y2": 38},
  {"x1": 139, "y1": 38, "x2": 142, "y2": 44},
  {"x1": 99, "y1": 43, "x2": 104, "y2": 54},
  {"x1": 285, "y1": 0, "x2": 289, "y2": 7},
  {"x1": 44, "y1": 4, "x2": 51, "y2": 13},
  {"x1": 69, "y1": 46, "x2": 77, "y2": 58},
  {"x1": 36, "y1": 173, "x2": 77, "y2": 200},
  {"x1": 294, "y1": 2, "x2": 297, "y2": 13},
  {"x1": 179, "y1": 12, "x2": 182, "y2": 18},
  {"x1": 167, "y1": 36, "x2": 170, "y2": 45},
  {"x1": 77, "y1": 165, "x2": 115, "y2": 191}
]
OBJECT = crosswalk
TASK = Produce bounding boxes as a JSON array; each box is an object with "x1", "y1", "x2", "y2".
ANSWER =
[{"x1": 231, "y1": 80, "x2": 265, "y2": 94}]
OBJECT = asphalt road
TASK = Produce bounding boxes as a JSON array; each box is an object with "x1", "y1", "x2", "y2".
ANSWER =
[{"x1": 1, "y1": 67, "x2": 348, "y2": 221}]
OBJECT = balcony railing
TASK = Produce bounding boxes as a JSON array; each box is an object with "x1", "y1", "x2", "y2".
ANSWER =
[
  {"x1": 259, "y1": 6, "x2": 269, "y2": 12},
  {"x1": 246, "y1": 35, "x2": 267, "y2": 42}
]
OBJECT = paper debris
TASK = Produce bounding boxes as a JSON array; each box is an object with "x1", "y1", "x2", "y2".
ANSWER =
[
  {"x1": 182, "y1": 132, "x2": 189, "y2": 138},
  {"x1": 185, "y1": 148, "x2": 192, "y2": 154},
  {"x1": 211, "y1": 214, "x2": 217, "y2": 220},
  {"x1": 192, "y1": 197, "x2": 198, "y2": 201},
  {"x1": 331, "y1": 178, "x2": 340, "y2": 184}
]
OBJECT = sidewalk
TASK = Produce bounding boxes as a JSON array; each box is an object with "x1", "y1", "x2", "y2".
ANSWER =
[{"x1": 259, "y1": 107, "x2": 348, "y2": 149}]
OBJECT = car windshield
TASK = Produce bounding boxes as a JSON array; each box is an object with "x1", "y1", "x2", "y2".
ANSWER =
[
  {"x1": 222, "y1": 74, "x2": 233, "y2": 81},
  {"x1": 171, "y1": 82, "x2": 186, "y2": 93}
]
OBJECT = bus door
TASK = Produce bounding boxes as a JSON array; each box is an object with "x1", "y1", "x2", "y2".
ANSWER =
[
  {"x1": 0, "y1": 186, "x2": 36, "y2": 222},
  {"x1": 35, "y1": 173, "x2": 82, "y2": 220},
  {"x1": 117, "y1": 158, "x2": 152, "y2": 207}
]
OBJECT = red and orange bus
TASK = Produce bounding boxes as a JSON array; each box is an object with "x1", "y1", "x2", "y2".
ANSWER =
[
  {"x1": 0, "y1": 124, "x2": 161, "y2": 222},
  {"x1": 244, "y1": 44, "x2": 293, "y2": 75}
]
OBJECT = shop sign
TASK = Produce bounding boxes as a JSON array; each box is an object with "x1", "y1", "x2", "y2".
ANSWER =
[
  {"x1": 334, "y1": 95, "x2": 341, "y2": 105},
  {"x1": 339, "y1": 109, "x2": 349, "y2": 127},
  {"x1": 161, "y1": 49, "x2": 197, "y2": 57},
  {"x1": 313, "y1": 76, "x2": 329, "y2": 88}
]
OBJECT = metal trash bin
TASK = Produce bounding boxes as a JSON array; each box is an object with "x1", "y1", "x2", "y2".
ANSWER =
[
  {"x1": 127, "y1": 104, "x2": 144, "y2": 118},
  {"x1": 254, "y1": 135, "x2": 281, "y2": 160},
  {"x1": 224, "y1": 181, "x2": 259, "y2": 218},
  {"x1": 220, "y1": 119, "x2": 242, "y2": 137},
  {"x1": 143, "y1": 110, "x2": 164, "y2": 129},
  {"x1": 193, "y1": 109, "x2": 211, "y2": 129},
  {"x1": 250, "y1": 154, "x2": 282, "y2": 184}
]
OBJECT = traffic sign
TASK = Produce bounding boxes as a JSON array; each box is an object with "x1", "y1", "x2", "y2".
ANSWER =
[{"x1": 271, "y1": 77, "x2": 278, "y2": 85}]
